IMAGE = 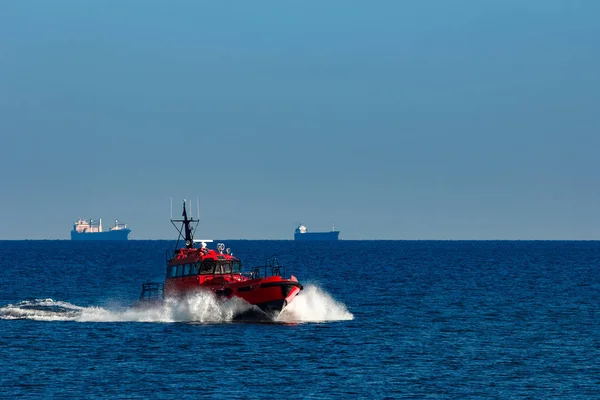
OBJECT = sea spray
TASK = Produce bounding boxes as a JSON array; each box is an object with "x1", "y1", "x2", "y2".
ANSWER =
[
  {"x1": 77, "y1": 292, "x2": 254, "y2": 323},
  {"x1": 0, "y1": 285, "x2": 353, "y2": 323},
  {"x1": 277, "y1": 284, "x2": 353, "y2": 322}
]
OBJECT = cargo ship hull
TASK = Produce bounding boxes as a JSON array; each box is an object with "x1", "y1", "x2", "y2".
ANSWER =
[{"x1": 71, "y1": 229, "x2": 130, "y2": 241}]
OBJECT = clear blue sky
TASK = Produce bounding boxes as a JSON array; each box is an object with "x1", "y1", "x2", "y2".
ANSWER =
[{"x1": 1, "y1": 1, "x2": 599, "y2": 240}]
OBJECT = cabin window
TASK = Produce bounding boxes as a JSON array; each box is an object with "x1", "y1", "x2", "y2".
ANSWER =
[
  {"x1": 191, "y1": 263, "x2": 199, "y2": 275},
  {"x1": 232, "y1": 262, "x2": 241, "y2": 273},
  {"x1": 200, "y1": 261, "x2": 215, "y2": 275},
  {"x1": 221, "y1": 262, "x2": 232, "y2": 274},
  {"x1": 170, "y1": 266, "x2": 177, "y2": 278},
  {"x1": 176, "y1": 265, "x2": 183, "y2": 277},
  {"x1": 184, "y1": 264, "x2": 191, "y2": 276}
]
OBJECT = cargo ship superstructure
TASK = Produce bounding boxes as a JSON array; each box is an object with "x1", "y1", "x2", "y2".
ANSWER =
[{"x1": 70, "y1": 219, "x2": 131, "y2": 240}]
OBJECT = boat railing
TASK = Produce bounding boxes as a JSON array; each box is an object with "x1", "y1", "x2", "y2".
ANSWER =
[
  {"x1": 250, "y1": 258, "x2": 286, "y2": 279},
  {"x1": 166, "y1": 249, "x2": 186, "y2": 262},
  {"x1": 140, "y1": 282, "x2": 164, "y2": 301}
]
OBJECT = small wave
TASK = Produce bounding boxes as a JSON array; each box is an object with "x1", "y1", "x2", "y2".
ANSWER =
[{"x1": 0, "y1": 285, "x2": 353, "y2": 324}]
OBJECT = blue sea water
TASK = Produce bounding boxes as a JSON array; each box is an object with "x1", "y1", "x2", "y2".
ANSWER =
[{"x1": 1, "y1": 240, "x2": 600, "y2": 399}]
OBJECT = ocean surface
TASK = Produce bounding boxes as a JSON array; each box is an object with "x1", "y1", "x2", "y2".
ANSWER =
[{"x1": 1, "y1": 240, "x2": 599, "y2": 399}]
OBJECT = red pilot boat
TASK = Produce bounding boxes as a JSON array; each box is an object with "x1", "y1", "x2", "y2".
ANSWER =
[{"x1": 139, "y1": 201, "x2": 303, "y2": 318}]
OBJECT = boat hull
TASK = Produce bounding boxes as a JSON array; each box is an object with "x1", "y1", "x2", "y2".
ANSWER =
[
  {"x1": 234, "y1": 279, "x2": 302, "y2": 315},
  {"x1": 164, "y1": 275, "x2": 302, "y2": 317}
]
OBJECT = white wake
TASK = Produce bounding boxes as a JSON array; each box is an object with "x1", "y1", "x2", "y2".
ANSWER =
[
  {"x1": 0, "y1": 284, "x2": 353, "y2": 324},
  {"x1": 277, "y1": 284, "x2": 354, "y2": 322}
]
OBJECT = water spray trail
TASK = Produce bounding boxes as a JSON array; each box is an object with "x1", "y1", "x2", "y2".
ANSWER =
[{"x1": 0, "y1": 285, "x2": 352, "y2": 323}]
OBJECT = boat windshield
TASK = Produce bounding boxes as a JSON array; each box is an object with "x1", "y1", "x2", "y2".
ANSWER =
[
  {"x1": 232, "y1": 261, "x2": 241, "y2": 273},
  {"x1": 199, "y1": 261, "x2": 215, "y2": 275},
  {"x1": 198, "y1": 260, "x2": 242, "y2": 274}
]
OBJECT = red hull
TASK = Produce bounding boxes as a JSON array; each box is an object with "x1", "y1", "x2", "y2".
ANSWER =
[
  {"x1": 162, "y1": 246, "x2": 302, "y2": 316},
  {"x1": 164, "y1": 271, "x2": 302, "y2": 314}
]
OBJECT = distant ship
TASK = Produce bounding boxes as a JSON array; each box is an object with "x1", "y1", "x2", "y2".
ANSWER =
[
  {"x1": 294, "y1": 224, "x2": 340, "y2": 241},
  {"x1": 71, "y1": 219, "x2": 131, "y2": 241}
]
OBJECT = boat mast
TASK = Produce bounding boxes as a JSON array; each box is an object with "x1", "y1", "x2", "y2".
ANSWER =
[
  {"x1": 182, "y1": 201, "x2": 193, "y2": 248},
  {"x1": 170, "y1": 199, "x2": 200, "y2": 250}
]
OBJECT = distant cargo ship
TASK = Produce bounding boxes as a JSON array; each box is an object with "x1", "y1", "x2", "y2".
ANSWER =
[
  {"x1": 294, "y1": 224, "x2": 340, "y2": 241},
  {"x1": 71, "y1": 219, "x2": 131, "y2": 241}
]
